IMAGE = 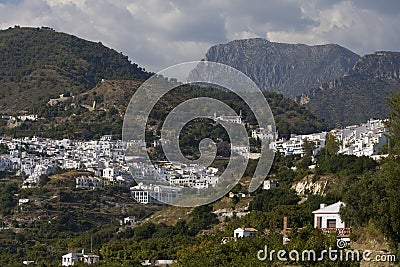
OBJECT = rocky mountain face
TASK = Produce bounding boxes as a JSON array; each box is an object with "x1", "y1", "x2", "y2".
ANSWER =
[
  {"x1": 302, "y1": 51, "x2": 400, "y2": 127},
  {"x1": 202, "y1": 38, "x2": 360, "y2": 98}
]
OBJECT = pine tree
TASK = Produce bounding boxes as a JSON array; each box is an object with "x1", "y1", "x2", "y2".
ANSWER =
[
  {"x1": 381, "y1": 92, "x2": 400, "y2": 247},
  {"x1": 386, "y1": 92, "x2": 400, "y2": 156},
  {"x1": 325, "y1": 132, "x2": 340, "y2": 156}
]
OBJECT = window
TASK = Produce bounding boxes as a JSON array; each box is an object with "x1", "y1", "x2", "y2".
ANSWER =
[{"x1": 327, "y1": 219, "x2": 336, "y2": 228}]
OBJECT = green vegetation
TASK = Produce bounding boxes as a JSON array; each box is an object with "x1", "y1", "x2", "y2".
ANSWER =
[
  {"x1": 0, "y1": 26, "x2": 150, "y2": 112},
  {"x1": 306, "y1": 52, "x2": 400, "y2": 127},
  {"x1": 2, "y1": 82, "x2": 326, "y2": 143},
  {"x1": 0, "y1": 182, "x2": 18, "y2": 215},
  {"x1": 249, "y1": 188, "x2": 300, "y2": 212},
  {"x1": 340, "y1": 92, "x2": 400, "y2": 257},
  {"x1": 0, "y1": 173, "x2": 160, "y2": 266}
]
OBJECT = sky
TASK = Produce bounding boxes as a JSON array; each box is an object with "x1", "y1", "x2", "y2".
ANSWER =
[{"x1": 0, "y1": 0, "x2": 399, "y2": 72}]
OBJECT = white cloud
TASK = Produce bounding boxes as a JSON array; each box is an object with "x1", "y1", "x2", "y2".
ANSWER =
[
  {"x1": 267, "y1": 1, "x2": 400, "y2": 55},
  {"x1": 229, "y1": 31, "x2": 262, "y2": 41},
  {"x1": 0, "y1": 0, "x2": 399, "y2": 71},
  {"x1": 45, "y1": 0, "x2": 86, "y2": 9}
]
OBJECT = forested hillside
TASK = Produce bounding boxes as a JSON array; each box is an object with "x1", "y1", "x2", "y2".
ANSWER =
[
  {"x1": 0, "y1": 26, "x2": 150, "y2": 112},
  {"x1": 302, "y1": 51, "x2": 400, "y2": 127},
  {"x1": 2, "y1": 81, "x2": 326, "y2": 140}
]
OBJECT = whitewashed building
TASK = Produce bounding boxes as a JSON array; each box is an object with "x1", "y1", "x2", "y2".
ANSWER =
[
  {"x1": 214, "y1": 112, "x2": 242, "y2": 124},
  {"x1": 263, "y1": 180, "x2": 278, "y2": 190},
  {"x1": 17, "y1": 114, "x2": 38, "y2": 121},
  {"x1": 333, "y1": 119, "x2": 388, "y2": 157},
  {"x1": 76, "y1": 176, "x2": 102, "y2": 189},
  {"x1": 61, "y1": 251, "x2": 99, "y2": 266},
  {"x1": 233, "y1": 227, "x2": 258, "y2": 238},
  {"x1": 131, "y1": 183, "x2": 181, "y2": 204},
  {"x1": 274, "y1": 132, "x2": 327, "y2": 157},
  {"x1": 0, "y1": 156, "x2": 13, "y2": 171},
  {"x1": 312, "y1": 201, "x2": 350, "y2": 242},
  {"x1": 251, "y1": 126, "x2": 277, "y2": 140},
  {"x1": 123, "y1": 216, "x2": 136, "y2": 226}
]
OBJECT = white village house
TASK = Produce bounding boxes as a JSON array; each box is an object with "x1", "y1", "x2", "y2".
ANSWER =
[
  {"x1": 76, "y1": 176, "x2": 102, "y2": 190},
  {"x1": 233, "y1": 227, "x2": 258, "y2": 238},
  {"x1": 263, "y1": 179, "x2": 278, "y2": 190},
  {"x1": 123, "y1": 216, "x2": 136, "y2": 226},
  {"x1": 131, "y1": 183, "x2": 181, "y2": 204},
  {"x1": 312, "y1": 201, "x2": 350, "y2": 242},
  {"x1": 251, "y1": 126, "x2": 277, "y2": 140},
  {"x1": 61, "y1": 251, "x2": 99, "y2": 266},
  {"x1": 214, "y1": 112, "x2": 242, "y2": 124}
]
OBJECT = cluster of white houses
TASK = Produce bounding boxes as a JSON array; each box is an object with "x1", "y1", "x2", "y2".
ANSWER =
[
  {"x1": 0, "y1": 135, "x2": 131, "y2": 189},
  {"x1": 0, "y1": 134, "x2": 223, "y2": 204},
  {"x1": 332, "y1": 119, "x2": 388, "y2": 157},
  {"x1": 271, "y1": 118, "x2": 388, "y2": 158},
  {"x1": 274, "y1": 132, "x2": 327, "y2": 157},
  {"x1": 129, "y1": 161, "x2": 219, "y2": 189},
  {"x1": 129, "y1": 161, "x2": 220, "y2": 204},
  {"x1": 1, "y1": 114, "x2": 39, "y2": 121},
  {"x1": 0, "y1": 118, "x2": 389, "y2": 204},
  {"x1": 248, "y1": 118, "x2": 387, "y2": 158}
]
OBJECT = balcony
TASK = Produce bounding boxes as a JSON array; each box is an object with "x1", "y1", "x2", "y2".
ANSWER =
[
  {"x1": 320, "y1": 227, "x2": 351, "y2": 238},
  {"x1": 283, "y1": 227, "x2": 351, "y2": 238}
]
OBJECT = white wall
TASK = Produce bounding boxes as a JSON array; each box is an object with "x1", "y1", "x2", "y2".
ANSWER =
[{"x1": 314, "y1": 213, "x2": 345, "y2": 228}]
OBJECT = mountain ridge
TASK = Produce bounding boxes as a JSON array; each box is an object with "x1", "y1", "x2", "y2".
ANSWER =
[
  {"x1": 202, "y1": 38, "x2": 360, "y2": 98},
  {"x1": 300, "y1": 51, "x2": 400, "y2": 127}
]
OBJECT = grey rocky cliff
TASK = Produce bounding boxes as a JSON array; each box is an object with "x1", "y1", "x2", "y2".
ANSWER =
[{"x1": 201, "y1": 38, "x2": 360, "y2": 98}]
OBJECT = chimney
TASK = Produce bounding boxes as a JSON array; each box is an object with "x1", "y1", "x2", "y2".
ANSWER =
[{"x1": 320, "y1": 203, "x2": 326, "y2": 209}]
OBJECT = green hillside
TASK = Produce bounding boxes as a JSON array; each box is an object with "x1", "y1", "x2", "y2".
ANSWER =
[
  {"x1": 1, "y1": 80, "x2": 326, "y2": 140},
  {"x1": 303, "y1": 51, "x2": 400, "y2": 127},
  {"x1": 0, "y1": 26, "x2": 150, "y2": 112}
]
